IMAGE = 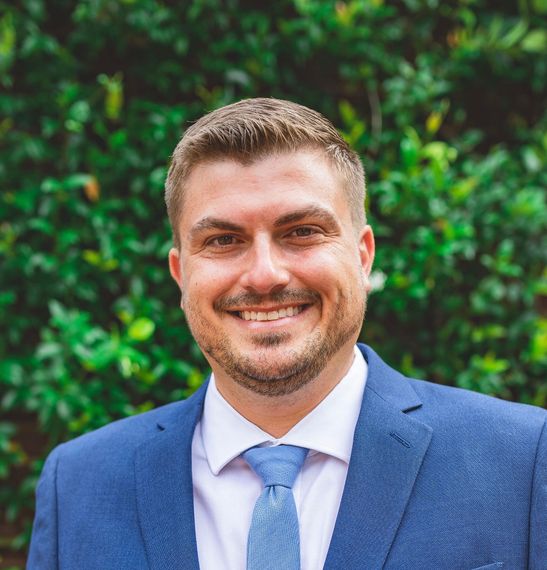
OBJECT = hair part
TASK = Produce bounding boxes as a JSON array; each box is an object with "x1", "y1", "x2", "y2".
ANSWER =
[{"x1": 165, "y1": 98, "x2": 366, "y2": 248}]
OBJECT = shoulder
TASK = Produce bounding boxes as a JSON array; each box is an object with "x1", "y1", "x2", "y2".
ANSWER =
[
  {"x1": 360, "y1": 343, "x2": 545, "y2": 455},
  {"x1": 406, "y1": 377, "x2": 546, "y2": 469},
  {"x1": 49, "y1": 385, "x2": 207, "y2": 467},
  {"x1": 410, "y1": 376, "x2": 545, "y2": 429}
]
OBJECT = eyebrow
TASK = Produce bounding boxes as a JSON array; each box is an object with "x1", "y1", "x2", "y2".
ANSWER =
[
  {"x1": 273, "y1": 206, "x2": 339, "y2": 229},
  {"x1": 189, "y1": 218, "x2": 244, "y2": 241},
  {"x1": 189, "y1": 205, "x2": 340, "y2": 240}
]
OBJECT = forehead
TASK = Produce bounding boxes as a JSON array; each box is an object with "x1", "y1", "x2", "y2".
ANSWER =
[{"x1": 180, "y1": 151, "x2": 350, "y2": 228}]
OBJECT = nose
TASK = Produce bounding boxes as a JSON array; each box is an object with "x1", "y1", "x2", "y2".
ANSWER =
[{"x1": 239, "y1": 236, "x2": 290, "y2": 294}]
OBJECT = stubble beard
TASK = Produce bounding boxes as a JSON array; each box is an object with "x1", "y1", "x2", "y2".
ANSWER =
[{"x1": 184, "y1": 289, "x2": 367, "y2": 397}]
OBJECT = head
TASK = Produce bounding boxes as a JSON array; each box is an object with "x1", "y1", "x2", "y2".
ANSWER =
[
  {"x1": 165, "y1": 98, "x2": 366, "y2": 249},
  {"x1": 166, "y1": 98, "x2": 374, "y2": 399}
]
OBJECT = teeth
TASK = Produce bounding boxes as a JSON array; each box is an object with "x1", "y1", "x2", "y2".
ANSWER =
[{"x1": 238, "y1": 306, "x2": 304, "y2": 321}]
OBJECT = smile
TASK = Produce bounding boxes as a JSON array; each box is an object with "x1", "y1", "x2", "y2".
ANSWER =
[{"x1": 235, "y1": 305, "x2": 307, "y2": 322}]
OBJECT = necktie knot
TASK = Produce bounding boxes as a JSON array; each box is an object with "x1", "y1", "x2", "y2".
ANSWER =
[
  {"x1": 243, "y1": 444, "x2": 309, "y2": 569},
  {"x1": 243, "y1": 444, "x2": 308, "y2": 489}
]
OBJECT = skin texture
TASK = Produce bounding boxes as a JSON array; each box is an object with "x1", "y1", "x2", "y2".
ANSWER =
[{"x1": 169, "y1": 150, "x2": 375, "y2": 436}]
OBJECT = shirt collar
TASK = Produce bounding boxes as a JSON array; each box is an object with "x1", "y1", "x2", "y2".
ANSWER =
[{"x1": 200, "y1": 346, "x2": 367, "y2": 475}]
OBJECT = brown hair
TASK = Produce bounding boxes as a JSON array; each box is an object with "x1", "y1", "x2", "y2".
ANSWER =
[{"x1": 165, "y1": 98, "x2": 366, "y2": 247}]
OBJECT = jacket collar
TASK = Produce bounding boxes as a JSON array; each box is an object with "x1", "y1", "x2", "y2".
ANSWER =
[
  {"x1": 324, "y1": 344, "x2": 432, "y2": 569},
  {"x1": 134, "y1": 383, "x2": 207, "y2": 570}
]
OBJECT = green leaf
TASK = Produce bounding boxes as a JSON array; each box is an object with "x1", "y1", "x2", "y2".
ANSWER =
[
  {"x1": 521, "y1": 29, "x2": 547, "y2": 52},
  {"x1": 128, "y1": 318, "x2": 156, "y2": 342}
]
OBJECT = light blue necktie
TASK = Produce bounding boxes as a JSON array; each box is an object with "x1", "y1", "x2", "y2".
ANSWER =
[{"x1": 243, "y1": 445, "x2": 309, "y2": 570}]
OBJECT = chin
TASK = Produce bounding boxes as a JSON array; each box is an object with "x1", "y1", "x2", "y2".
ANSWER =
[{"x1": 209, "y1": 330, "x2": 345, "y2": 397}]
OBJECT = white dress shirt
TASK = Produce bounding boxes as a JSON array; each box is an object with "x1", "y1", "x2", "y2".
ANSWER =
[{"x1": 191, "y1": 345, "x2": 367, "y2": 570}]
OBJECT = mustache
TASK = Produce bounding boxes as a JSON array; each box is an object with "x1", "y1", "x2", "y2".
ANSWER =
[{"x1": 214, "y1": 289, "x2": 321, "y2": 311}]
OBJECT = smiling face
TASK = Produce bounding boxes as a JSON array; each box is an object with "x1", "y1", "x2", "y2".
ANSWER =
[{"x1": 169, "y1": 150, "x2": 374, "y2": 397}]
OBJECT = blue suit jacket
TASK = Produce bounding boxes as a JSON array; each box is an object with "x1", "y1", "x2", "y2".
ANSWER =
[{"x1": 27, "y1": 345, "x2": 546, "y2": 569}]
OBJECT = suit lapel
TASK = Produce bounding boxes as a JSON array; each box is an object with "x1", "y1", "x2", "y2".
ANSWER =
[
  {"x1": 134, "y1": 384, "x2": 207, "y2": 570},
  {"x1": 132, "y1": 345, "x2": 431, "y2": 569},
  {"x1": 324, "y1": 345, "x2": 433, "y2": 570}
]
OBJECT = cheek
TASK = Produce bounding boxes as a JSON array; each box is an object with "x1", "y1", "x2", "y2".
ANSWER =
[
  {"x1": 182, "y1": 261, "x2": 241, "y2": 302},
  {"x1": 293, "y1": 252, "x2": 365, "y2": 303},
  {"x1": 292, "y1": 248, "x2": 354, "y2": 280},
  {"x1": 292, "y1": 264, "x2": 343, "y2": 299}
]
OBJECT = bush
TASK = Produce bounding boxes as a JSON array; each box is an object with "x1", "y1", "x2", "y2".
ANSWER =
[{"x1": 0, "y1": 0, "x2": 545, "y2": 563}]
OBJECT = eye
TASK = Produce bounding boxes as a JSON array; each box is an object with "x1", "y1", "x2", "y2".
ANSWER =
[
  {"x1": 207, "y1": 235, "x2": 239, "y2": 247},
  {"x1": 289, "y1": 226, "x2": 317, "y2": 237}
]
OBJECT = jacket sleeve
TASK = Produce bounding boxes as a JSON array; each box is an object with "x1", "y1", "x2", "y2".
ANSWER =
[
  {"x1": 27, "y1": 445, "x2": 62, "y2": 570},
  {"x1": 529, "y1": 415, "x2": 546, "y2": 569}
]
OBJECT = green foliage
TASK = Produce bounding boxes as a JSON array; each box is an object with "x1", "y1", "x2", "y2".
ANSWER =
[{"x1": 0, "y1": 0, "x2": 545, "y2": 561}]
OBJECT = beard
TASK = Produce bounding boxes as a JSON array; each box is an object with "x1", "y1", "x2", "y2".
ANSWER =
[{"x1": 183, "y1": 286, "x2": 367, "y2": 397}]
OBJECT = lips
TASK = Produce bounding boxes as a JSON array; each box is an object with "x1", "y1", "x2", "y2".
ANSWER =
[{"x1": 218, "y1": 290, "x2": 319, "y2": 325}]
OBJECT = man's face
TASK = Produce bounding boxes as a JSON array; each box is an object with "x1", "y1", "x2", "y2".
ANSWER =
[{"x1": 169, "y1": 150, "x2": 374, "y2": 397}]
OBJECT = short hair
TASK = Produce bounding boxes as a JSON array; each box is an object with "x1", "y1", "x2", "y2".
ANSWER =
[{"x1": 164, "y1": 98, "x2": 366, "y2": 247}]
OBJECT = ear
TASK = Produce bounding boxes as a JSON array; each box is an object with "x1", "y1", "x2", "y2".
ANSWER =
[
  {"x1": 358, "y1": 225, "x2": 375, "y2": 292},
  {"x1": 168, "y1": 247, "x2": 183, "y2": 291}
]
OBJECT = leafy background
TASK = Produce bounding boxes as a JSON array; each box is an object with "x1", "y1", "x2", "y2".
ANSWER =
[{"x1": 1, "y1": 0, "x2": 546, "y2": 567}]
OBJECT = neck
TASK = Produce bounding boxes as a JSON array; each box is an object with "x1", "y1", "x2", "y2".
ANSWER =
[{"x1": 213, "y1": 345, "x2": 355, "y2": 438}]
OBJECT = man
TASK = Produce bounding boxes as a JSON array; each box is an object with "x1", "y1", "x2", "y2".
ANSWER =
[{"x1": 28, "y1": 98, "x2": 545, "y2": 569}]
